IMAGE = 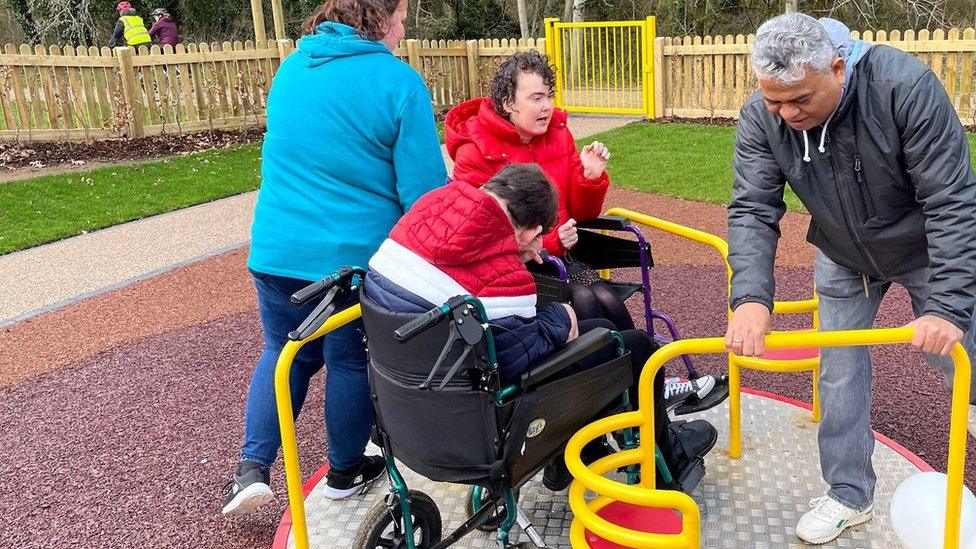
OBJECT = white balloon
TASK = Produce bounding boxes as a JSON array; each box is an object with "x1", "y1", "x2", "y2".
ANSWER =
[{"x1": 890, "y1": 472, "x2": 976, "y2": 549}]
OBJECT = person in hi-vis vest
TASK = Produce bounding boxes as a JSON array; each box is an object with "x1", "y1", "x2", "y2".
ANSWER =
[{"x1": 109, "y1": 1, "x2": 152, "y2": 48}]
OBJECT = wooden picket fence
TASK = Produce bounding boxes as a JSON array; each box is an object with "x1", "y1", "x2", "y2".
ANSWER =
[
  {"x1": 13, "y1": 27, "x2": 976, "y2": 141},
  {"x1": 392, "y1": 38, "x2": 543, "y2": 111},
  {"x1": 0, "y1": 37, "x2": 541, "y2": 142},
  {"x1": 659, "y1": 27, "x2": 976, "y2": 124},
  {"x1": 0, "y1": 40, "x2": 290, "y2": 141}
]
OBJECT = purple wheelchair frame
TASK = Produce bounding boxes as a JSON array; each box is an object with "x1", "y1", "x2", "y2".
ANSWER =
[{"x1": 544, "y1": 224, "x2": 698, "y2": 378}]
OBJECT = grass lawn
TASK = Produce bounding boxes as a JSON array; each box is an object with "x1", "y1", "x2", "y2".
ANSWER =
[
  {"x1": 589, "y1": 121, "x2": 976, "y2": 213},
  {"x1": 587, "y1": 122, "x2": 808, "y2": 211},
  {"x1": 0, "y1": 122, "x2": 448, "y2": 256},
  {"x1": 0, "y1": 144, "x2": 262, "y2": 255},
  {"x1": 6, "y1": 120, "x2": 976, "y2": 255}
]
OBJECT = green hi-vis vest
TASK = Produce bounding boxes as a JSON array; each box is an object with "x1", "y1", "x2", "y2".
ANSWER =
[{"x1": 120, "y1": 15, "x2": 152, "y2": 46}]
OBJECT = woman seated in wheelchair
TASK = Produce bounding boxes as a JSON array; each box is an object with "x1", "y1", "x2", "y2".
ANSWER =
[
  {"x1": 446, "y1": 49, "x2": 716, "y2": 405},
  {"x1": 445, "y1": 50, "x2": 624, "y2": 326},
  {"x1": 364, "y1": 163, "x2": 716, "y2": 490}
]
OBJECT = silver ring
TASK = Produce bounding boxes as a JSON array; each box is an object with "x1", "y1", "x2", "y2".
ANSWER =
[{"x1": 732, "y1": 337, "x2": 743, "y2": 343}]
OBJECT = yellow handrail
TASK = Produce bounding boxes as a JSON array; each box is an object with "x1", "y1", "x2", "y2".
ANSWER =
[
  {"x1": 603, "y1": 207, "x2": 730, "y2": 275},
  {"x1": 567, "y1": 327, "x2": 971, "y2": 548},
  {"x1": 275, "y1": 304, "x2": 364, "y2": 549},
  {"x1": 603, "y1": 207, "x2": 823, "y2": 455}
]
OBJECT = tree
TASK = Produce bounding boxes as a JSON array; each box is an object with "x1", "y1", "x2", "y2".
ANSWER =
[
  {"x1": 571, "y1": 0, "x2": 584, "y2": 21},
  {"x1": 6, "y1": 0, "x2": 39, "y2": 43},
  {"x1": 516, "y1": 0, "x2": 529, "y2": 37}
]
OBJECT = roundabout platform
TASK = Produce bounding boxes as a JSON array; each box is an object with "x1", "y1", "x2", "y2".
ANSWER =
[{"x1": 275, "y1": 389, "x2": 929, "y2": 548}]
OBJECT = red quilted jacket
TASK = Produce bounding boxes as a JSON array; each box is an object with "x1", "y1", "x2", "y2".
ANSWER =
[
  {"x1": 445, "y1": 97, "x2": 610, "y2": 256},
  {"x1": 370, "y1": 181, "x2": 538, "y2": 319}
]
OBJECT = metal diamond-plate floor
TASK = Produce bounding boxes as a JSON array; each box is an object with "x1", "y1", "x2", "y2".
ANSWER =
[{"x1": 282, "y1": 392, "x2": 923, "y2": 548}]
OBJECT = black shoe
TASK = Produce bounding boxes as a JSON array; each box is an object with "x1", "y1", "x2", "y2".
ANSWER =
[
  {"x1": 323, "y1": 454, "x2": 386, "y2": 499},
  {"x1": 543, "y1": 438, "x2": 613, "y2": 492},
  {"x1": 221, "y1": 460, "x2": 273, "y2": 516},
  {"x1": 665, "y1": 419, "x2": 717, "y2": 472}
]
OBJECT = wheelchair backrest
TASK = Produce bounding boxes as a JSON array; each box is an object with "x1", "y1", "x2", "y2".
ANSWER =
[{"x1": 360, "y1": 292, "x2": 504, "y2": 483}]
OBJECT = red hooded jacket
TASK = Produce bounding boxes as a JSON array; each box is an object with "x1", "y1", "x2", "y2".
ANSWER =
[
  {"x1": 365, "y1": 181, "x2": 573, "y2": 381},
  {"x1": 369, "y1": 181, "x2": 539, "y2": 319},
  {"x1": 445, "y1": 97, "x2": 610, "y2": 256}
]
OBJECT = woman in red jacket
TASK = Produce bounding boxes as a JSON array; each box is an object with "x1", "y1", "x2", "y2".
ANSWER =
[{"x1": 445, "y1": 50, "x2": 632, "y2": 329}]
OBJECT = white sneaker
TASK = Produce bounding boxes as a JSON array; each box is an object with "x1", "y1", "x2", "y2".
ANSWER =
[
  {"x1": 795, "y1": 495, "x2": 873, "y2": 544},
  {"x1": 663, "y1": 376, "x2": 716, "y2": 410}
]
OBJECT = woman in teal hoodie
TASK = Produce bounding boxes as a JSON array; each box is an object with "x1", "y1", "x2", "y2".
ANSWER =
[{"x1": 222, "y1": 0, "x2": 447, "y2": 516}]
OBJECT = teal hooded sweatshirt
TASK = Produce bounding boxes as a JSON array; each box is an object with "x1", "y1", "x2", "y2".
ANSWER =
[{"x1": 248, "y1": 22, "x2": 447, "y2": 281}]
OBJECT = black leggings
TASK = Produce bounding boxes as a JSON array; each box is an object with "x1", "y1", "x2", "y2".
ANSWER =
[
  {"x1": 574, "y1": 318, "x2": 667, "y2": 460},
  {"x1": 569, "y1": 281, "x2": 636, "y2": 331}
]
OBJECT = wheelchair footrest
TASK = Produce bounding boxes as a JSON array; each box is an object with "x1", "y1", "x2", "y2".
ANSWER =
[
  {"x1": 674, "y1": 374, "x2": 730, "y2": 416},
  {"x1": 672, "y1": 457, "x2": 706, "y2": 494}
]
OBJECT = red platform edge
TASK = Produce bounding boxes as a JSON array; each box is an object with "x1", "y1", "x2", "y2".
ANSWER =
[{"x1": 273, "y1": 388, "x2": 933, "y2": 548}]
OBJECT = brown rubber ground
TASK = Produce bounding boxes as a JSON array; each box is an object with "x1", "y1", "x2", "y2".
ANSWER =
[{"x1": 1, "y1": 187, "x2": 972, "y2": 548}]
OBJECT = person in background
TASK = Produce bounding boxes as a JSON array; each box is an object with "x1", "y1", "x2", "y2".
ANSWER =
[
  {"x1": 148, "y1": 8, "x2": 180, "y2": 48},
  {"x1": 221, "y1": 0, "x2": 446, "y2": 517},
  {"x1": 109, "y1": 1, "x2": 152, "y2": 48}
]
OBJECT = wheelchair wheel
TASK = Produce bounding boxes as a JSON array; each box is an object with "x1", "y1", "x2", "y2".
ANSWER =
[
  {"x1": 465, "y1": 486, "x2": 520, "y2": 532},
  {"x1": 353, "y1": 490, "x2": 442, "y2": 548}
]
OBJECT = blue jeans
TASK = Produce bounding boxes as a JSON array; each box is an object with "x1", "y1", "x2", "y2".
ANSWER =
[
  {"x1": 241, "y1": 270, "x2": 374, "y2": 472},
  {"x1": 814, "y1": 251, "x2": 976, "y2": 510}
]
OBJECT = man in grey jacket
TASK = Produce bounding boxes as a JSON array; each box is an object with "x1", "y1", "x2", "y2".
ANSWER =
[{"x1": 726, "y1": 13, "x2": 976, "y2": 544}]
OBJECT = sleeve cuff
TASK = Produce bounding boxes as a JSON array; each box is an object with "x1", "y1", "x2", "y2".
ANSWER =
[
  {"x1": 921, "y1": 307, "x2": 970, "y2": 333},
  {"x1": 730, "y1": 295, "x2": 774, "y2": 313}
]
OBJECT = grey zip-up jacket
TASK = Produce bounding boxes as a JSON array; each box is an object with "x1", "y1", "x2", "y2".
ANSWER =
[{"x1": 728, "y1": 44, "x2": 976, "y2": 330}]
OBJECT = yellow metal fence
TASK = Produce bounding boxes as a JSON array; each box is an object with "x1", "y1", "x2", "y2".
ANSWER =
[{"x1": 545, "y1": 17, "x2": 657, "y2": 117}]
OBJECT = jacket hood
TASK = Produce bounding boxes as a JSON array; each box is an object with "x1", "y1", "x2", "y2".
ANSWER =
[
  {"x1": 796, "y1": 18, "x2": 872, "y2": 162},
  {"x1": 297, "y1": 21, "x2": 391, "y2": 68},
  {"x1": 819, "y1": 17, "x2": 870, "y2": 86},
  {"x1": 406, "y1": 181, "x2": 519, "y2": 266},
  {"x1": 445, "y1": 97, "x2": 568, "y2": 160}
]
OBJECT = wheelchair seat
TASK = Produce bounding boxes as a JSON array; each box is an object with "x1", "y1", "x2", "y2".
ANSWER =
[{"x1": 360, "y1": 290, "x2": 633, "y2": 488}]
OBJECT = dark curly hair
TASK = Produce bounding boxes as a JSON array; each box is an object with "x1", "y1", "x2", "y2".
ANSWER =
[
  {"x1": 303, "y1": 0, "x2": 402, "y2": 39},
  {"x1": 489, "y1": 50, "x2": 556, "y2": 117}
]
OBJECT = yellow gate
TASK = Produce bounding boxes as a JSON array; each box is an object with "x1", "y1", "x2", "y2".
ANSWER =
[{"x1": 544, "y1": 17, "x2": 656, "y2": 117}]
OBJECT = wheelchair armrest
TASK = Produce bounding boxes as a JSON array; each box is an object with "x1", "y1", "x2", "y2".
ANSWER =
[
  {"x1": 575, "y1": 215, "x2": 631, "y2": 231},
  {"x1": 520, "y1": 328, "x2": 616, "y2": 387}
]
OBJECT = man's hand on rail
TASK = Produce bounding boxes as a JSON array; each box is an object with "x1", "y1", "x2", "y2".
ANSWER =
[
  {"x1": 726, "y1": 302, "x2": 772, "y2": 357},
  {"x1": 906, "y1": 314, "x2": 964, "y2": 356}
]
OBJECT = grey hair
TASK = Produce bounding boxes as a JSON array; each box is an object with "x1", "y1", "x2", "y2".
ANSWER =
[{"x1": 751, "y1": 13, "x2": 839, "y2": 85}]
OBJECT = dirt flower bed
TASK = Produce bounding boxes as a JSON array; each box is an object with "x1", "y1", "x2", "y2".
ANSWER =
[{"x1": 0, "y1": 128, "x2": 265, "y2": 171}]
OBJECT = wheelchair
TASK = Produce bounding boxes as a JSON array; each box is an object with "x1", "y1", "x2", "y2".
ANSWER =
[
  {"x1": 286, "y1": 266, "x2": 671, "y2": 548},
  {"x1": 529, "y1": 215, "x2": 730, "y2": 416},
  {"x1": 357, "y1": 285, "x2": 638, "y2": 548}
]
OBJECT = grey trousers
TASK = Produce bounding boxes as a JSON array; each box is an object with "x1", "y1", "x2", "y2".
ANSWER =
[{"x1": 814, "y1": 251, "x2": 976, "y2": 510}]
